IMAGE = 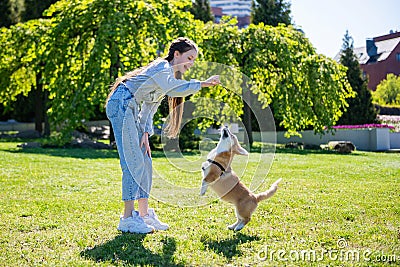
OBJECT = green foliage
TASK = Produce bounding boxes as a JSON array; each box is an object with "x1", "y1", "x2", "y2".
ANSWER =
[
  {"x1": 251, "y1": 0, "x2": 292, "y2": 26},
  {"x1": 241, "y1": 24, "x2": 354, "y2": 136},
  {"x1": 338, "y1": 31, "x2": 377, "y2": 125},
  {"x1": 0, "y1": 0, "x2": 58, "y2": 131},
  {"x1": 194, "y1": 20, "x2": 354, "y2": 136},
  {"x1": 191, "y1": 17, "x2": 244, "y2": 131},
  {"x1": 0, "y1": 19, "x2": 51, "y2": 107},
  {"x1": 1, "y1": 0, "x2": 200, "y2": 139},
  {"x1": 373, "y1": 73, "x2": 400, "y2": 105}
]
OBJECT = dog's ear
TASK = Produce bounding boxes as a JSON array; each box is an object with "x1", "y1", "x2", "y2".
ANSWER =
[
  {"x1": 231, "y1": 134, "x2": 249, "y2": 156},
  {"x1": 237, "y1": 147, "x2": 249, "y2": 156},
  {"x1": 235, "y1": 145, "x2": 249, "y2": 156}
]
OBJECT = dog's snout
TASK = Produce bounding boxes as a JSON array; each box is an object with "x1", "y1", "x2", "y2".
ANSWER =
[{"x1": 222, "y1": 128, "x2": 229, "y2": 138}]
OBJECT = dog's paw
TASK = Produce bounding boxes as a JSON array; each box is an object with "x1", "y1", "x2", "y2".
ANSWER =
[
  {"x1": 234, "y1": 222, "x2": 245, "y2": 231},
  {"x1": 227, "y1": 223, "x2": 237, "y2": 230},
  {"x1": 200, "y1": 180, "x2": 208, "y2": 196}
]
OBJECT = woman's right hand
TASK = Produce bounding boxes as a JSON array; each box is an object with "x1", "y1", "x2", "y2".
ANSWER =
[
  {"x1": 201, "y1": 75, "x2": 220, "y2": 87},
  {"x1": 140, "y1": 132, "x2": 151, "y2": 158}
]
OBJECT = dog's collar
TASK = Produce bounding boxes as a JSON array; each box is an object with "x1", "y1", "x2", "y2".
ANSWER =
[{"x1": 206, "y1": 159, "x2": 226, "y2": 175}]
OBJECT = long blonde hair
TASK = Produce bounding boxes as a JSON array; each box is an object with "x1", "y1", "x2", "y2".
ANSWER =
[
  {"x1": 163, "y1": 71, "x2": 185, "y2": 138},
  {"x1": 105, "y1": 68, "x2": 144, "y2": 106},
  {"x1": 105, "y1": 37, "x2": 198, "y2": 139},
  {"x1": 162, "y1": 38, "x2": 198, "y2": 138}
]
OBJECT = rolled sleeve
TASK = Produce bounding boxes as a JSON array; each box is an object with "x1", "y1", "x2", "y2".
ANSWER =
[
  {"x1": 138, "y1": 102, "x2": 160, "y2": 136},
  {"x1": 152, "y1": 69, "x2": 201, "y2": 97}
]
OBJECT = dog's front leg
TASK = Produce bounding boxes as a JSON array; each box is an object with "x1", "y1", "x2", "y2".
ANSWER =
[{"x1": 200, "y1": 179, "x2": 209, "y2": 196}]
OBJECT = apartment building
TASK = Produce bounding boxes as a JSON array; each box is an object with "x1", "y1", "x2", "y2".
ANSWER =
[{"x1": 210, "y1": 0, "x2": 251, "y2": 28}]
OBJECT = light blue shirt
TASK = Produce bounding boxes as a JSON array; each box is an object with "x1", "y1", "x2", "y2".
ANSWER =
[{"x1": 123, "y1": 59, "x2": 201, "y2": 135}]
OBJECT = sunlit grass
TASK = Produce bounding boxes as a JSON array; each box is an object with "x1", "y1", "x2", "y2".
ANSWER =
[{"x1": 0, "y1": 139, "x2": 399, "y2": 266}]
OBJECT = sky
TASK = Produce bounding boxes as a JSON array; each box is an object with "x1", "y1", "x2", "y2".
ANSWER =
[{"x1": 290, "y1": 0, "x2": 400, "y2": 58}]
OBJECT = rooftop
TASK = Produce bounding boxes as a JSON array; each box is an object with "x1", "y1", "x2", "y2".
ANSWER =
[{"x1": 334, "y1": 32, "x2": 400, "y2": 63}]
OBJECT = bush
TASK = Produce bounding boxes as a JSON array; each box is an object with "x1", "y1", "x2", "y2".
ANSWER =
[{"x1": 373, "y1": 74, "x2": 400, "y2": 105}]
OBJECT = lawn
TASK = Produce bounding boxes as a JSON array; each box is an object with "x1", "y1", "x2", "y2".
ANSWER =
[{"x1": 0, "y1": 139, "x2": 399, "y2": 266}]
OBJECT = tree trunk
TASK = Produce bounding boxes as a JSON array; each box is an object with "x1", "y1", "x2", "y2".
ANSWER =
[
  {"x1": 43, "y1": 89, "x2": 50, "y2": 136},
  {"x1": 34, "y1": 71, "x2": 43, "y2": 135},
  {"x1": 242, "y1": 81, "x2": 253, "y2": 147}
]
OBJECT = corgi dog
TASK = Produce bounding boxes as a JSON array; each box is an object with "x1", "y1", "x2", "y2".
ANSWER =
[{"x1": 200, "y1": 126, "x2": 282, "y2": 231}]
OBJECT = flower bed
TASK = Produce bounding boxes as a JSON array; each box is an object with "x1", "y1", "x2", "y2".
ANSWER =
[
  {"x1": 377, "y1": 115, "x2": 400, "y2": 132},
  {"x1": 274, "y1": 125, "x2": 393, "y2": 151},
  {"x1": 331, "y1": 123, "x2": 395, "y2": 130}
]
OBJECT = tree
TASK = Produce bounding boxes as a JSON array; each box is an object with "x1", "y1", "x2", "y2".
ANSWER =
[
  {"x1": 188, "y1": 0, "x2": 214, "y2": 23},
  {"x1": 248, "y1": 0, "x2": 291, "y2": 143},
  {"x1": 0, "y1": 19, "x2": 52, "y2": 135},
  {"x1": 251, "y1": 0, "x2": 292, "y2": 26},
  {"x1": 337, "y1": 31, "x2": 377, "y2": 125},
  {"x1": 21, "y1": 0, "x2": 58, "y2": 136},
  {"x1": 197, "y1": 19, "x2": 354, "y2": 144},
  {"x1": 0, "y1": 0, "x2": 202, "y2": 143},
  {"x1": 242, "y1": 24, "x2": 353, "y2": 137},
  {"x1": 0, "y1": 0, "x2": 59, "y2": 135},
  {"x1": 373, "y1": 74, "x2": 400, "y2": 105}
]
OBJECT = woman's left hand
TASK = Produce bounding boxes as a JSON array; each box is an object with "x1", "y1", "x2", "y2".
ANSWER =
[
  {"x1": 140, "y1": 132, "x2": 151, "y2": 157},
  {"x1": 201, "y1": 75, "x2": 220, "y2": 87}
]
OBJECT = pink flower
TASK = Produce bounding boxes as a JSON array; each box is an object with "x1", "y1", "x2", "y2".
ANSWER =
[{"x1": 326, "y1": 124, "x2": 395, "y2": 130}]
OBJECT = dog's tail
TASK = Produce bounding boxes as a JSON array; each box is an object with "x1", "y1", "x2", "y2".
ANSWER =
[{"x1": 255, "y1": 178, "x2": 282, "y2": 203}]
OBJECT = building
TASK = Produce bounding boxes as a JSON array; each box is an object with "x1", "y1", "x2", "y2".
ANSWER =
[
  {"x1": 211, "y1": 6, "x2": 223, "y2": 23},
  {"x1": 209, "y1": 0, "x2": 251, "y2": 28},
  {"x1": 210, "y1": 0, "x2": 251, "y2": 18},
  {"x1": 336, "y1": 32, "x2": 400, "y2": 91}
]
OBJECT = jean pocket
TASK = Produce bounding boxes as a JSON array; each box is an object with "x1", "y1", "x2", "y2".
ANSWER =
[{"x1": 106, "y1": 99, "x2": 120, "y2": 119}]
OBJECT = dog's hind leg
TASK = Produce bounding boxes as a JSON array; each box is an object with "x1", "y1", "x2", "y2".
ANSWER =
[
  {"x1": 228, "y1": 208, "x2": 241, "y2": 230},
  {"x1": 233, "y1": 200, "x2": 256, "y2": 231},
  {"x1": 234, "y1": 217, "x2": 250, "y2": 231},
  {"x1": 228, "y1": 220, "x2": 240, "y2": 230},
  {"x1": 228, "y1": 208, "x2": 251, "y2": 231}
]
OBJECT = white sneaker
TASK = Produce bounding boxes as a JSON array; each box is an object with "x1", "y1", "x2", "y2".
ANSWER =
[
  {"x1": 142, "y1": 208, "x2": 169, "y2": 231},
  {"x1": 117, "y1": 211, "x2": 155, "y2": 234}
]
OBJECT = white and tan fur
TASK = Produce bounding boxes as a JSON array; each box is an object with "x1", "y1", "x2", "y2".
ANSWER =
[{"x1": 200, "y1": 127, "x2": 282, "y2": 231}]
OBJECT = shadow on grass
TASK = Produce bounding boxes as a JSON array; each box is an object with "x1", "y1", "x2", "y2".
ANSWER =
[
  {"x1": 3, "y1": 147, "x2": 195, "y2": 160},
  {"x1": 0, "y1": 138, "x2": 364, "y2": 159},
  {"x1": 3, "y1": 146, "x2": 120, "y2": 159},
  {"x1": 251, "y1": 145, "x2": 366, "y2": 156},
  {"x1": 274, "y1": 147, "x2": 357, "y2": 155},
  {"x1": 200, "y1": 232, "x2": 260, "y2": 259},
  {"x1": 81, "y1": 234, "x2": 185, "y2": 266}
]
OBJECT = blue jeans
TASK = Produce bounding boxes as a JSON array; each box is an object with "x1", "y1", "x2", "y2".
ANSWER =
[{"x1": 106, "y1": 85, "x2": 152, "y2": 201}]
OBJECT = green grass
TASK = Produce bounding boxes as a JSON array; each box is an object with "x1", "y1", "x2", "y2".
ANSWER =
[{"x1": 0, "y1": 139, "x2": 399, "y2": 266}]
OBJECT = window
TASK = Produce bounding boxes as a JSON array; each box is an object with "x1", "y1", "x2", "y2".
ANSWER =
[{"x1": 396, "y1": 53, "x2": 400, "y2": 62}]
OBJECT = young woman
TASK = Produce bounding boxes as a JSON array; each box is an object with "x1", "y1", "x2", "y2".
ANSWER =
[{"x1": 105, "y1": 37, "x2": 220, "y2": 233}]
